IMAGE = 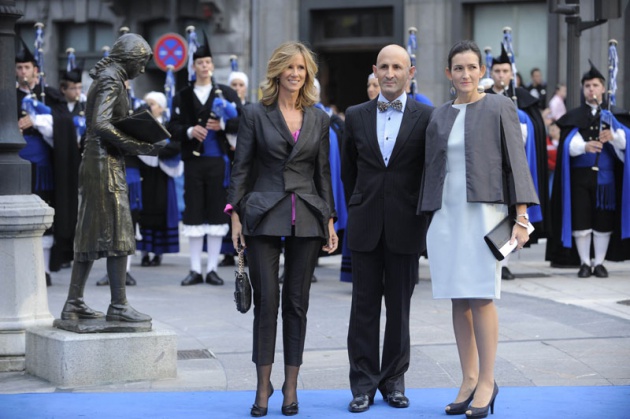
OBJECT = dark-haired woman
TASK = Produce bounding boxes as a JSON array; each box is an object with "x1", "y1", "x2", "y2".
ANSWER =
[{"x1": 418, "y1": 40, "x2": 538, "y2": 418}]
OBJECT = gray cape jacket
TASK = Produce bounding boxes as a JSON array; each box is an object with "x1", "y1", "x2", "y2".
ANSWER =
[{"x1": 418, "y1": 93, "x2": 539, "y2": 214}]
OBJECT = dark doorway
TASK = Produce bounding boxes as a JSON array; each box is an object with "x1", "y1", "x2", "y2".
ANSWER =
[{"x1": 317, "y1": 49, "x2": 379, "y2": 114}]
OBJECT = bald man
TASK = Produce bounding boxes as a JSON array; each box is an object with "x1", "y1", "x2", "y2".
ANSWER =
[{"x1": 342, "y1": 44, "x2": 433, "y2": 412}]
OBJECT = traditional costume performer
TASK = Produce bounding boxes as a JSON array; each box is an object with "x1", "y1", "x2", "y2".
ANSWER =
[
  {"x1": 48, "y1": 64, "x2": 85, "y2": 272},
  {"x1": 545, "y1": 61, "x2": 630, "y2": 275},
  {"x1": 485, "y1": 43, "x2": 548, "y2": 280},
  {"x1": 137, "y1": 91, "x2": 183, "y2": 266},
  {"x1": 168, "y1": 31, "x2": 241, "y2": 286},
  {"x1": 16, "y1": 36, "x2": 62, "y2": 285}
]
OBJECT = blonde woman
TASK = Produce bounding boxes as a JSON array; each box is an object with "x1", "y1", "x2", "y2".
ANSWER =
[{"x1": 227, "y1": 41, "x2": 338, "y2": 417}]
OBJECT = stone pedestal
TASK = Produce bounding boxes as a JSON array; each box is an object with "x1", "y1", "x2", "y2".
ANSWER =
[
  {"x1": 0, "y1": 195, "x2": 54, "y2": 372},
  {"x1": 26, "y1": 326, "x2": 178, "y2": 387}
]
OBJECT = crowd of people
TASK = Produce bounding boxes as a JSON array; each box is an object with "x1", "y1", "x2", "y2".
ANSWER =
[{"x1": 15, "y1": 27, "x2": 628, "y2": 418}]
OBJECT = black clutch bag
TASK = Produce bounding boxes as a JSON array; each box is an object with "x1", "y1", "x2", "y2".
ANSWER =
[
  {"x1": 484, "y1": 215, "x2": 534, "y2": 261},
  {"x1": 234, "y1": 245, "x2": 252, "y2": 314}
]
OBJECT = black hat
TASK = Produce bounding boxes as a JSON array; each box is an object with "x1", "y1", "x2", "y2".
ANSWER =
[
  {"x1": 15, "y1": 36, "x2": 37, "y2": 64},
  {"x1": 193, "y1": 30, "x2": 212, "y2": 60},
  {"x1": 581, "y1": 59, "x2": 605, "y2": 84},
  {"x1": 491, "y1": 44, "x2": 511, "y2": 67},
  {"x1": 62, "y1": 68, "x2": 82, "y2": 83}
]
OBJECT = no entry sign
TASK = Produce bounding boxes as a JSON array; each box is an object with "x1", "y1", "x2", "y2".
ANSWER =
[{"x1": 153, "y1": 33, "x2": 188, "y2": 72}]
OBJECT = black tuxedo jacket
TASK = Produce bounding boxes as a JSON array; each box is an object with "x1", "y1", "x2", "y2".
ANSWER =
[
  {"x1": 342, "y1": 98, "x2": 433, "y2": 254},
  {"x1": 228, "y1": 102, "x2": 336, "y2": 239},
  {"x1": 168, "y1": 83, "x2": 242, "y2": 161}
]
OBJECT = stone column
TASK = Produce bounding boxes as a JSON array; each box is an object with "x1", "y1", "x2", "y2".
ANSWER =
[{"x1": 0, "y1": 0, "x2": 54, "y2": 372}]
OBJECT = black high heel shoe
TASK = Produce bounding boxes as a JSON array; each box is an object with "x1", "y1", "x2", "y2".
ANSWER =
[
  {"x1": 445, "y1": 387, "x2": 476, "y2": 415},
  {"x1": 465, "y1": 382, "x2": 498, "y2": 419},
  {"x1": 251, "y1": 383, "x2": 274, "y2": 417},
  {"x1": 281, "y1": 384, "x2": 299, "y2": 416}
]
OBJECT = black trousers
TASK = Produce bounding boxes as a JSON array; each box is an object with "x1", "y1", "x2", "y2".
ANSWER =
[
  {"x1": 182, "y1": 157, "x2": 227, "y2": 225},
  {"x1": 570, "y1": 168, "x2": 614, "y2": 232},
  {"x1": 247, "y1": 234, "x2": 322, "y2": 366},
  {"x1": 347, "y1": 235, "x2": 418, "y2": 398}
]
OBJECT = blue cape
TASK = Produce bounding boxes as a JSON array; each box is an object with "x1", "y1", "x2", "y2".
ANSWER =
[{"x1": 518, "y1": 109, "x2": 542, "y2": 223}]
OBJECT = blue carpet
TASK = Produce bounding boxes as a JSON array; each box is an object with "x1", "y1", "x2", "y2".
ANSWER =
[{"x1": 1, "y1": 387, "x2": 629, "y2": 418}]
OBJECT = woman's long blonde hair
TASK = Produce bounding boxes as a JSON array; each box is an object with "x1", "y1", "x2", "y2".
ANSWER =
[{"x1": 260, "y1": 42, "x2": 319, "y2": 109}]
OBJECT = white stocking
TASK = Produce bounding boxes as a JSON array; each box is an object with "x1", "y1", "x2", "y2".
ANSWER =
[
  {"x1": 573, "y1": 229, "x2": 592, "y2": 266},
  {"x1": 189, "y1": 235, "x2": 204, "y2": 274},
  {"x1": 206, "y1": 235, "x2": 222, "y2": 273},
  {"x1": 592, "y1": 230, "x2": 612, "y2": 266}
]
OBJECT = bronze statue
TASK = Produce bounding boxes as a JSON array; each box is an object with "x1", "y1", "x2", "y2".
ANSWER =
[{"x1": 60, "y1": 33, "x2": 164, "y2": 324}]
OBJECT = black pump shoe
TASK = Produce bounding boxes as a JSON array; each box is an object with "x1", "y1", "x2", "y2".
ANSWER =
[
  {"x1": 251, "y1": 383, "x2": 274, "y2": 417},
  {"x1": 281, "y1": 383, "x2": 299, "y2": 416},
  {"x1": 281, "y1": 402, "x2": 298, "y2": 416},
  {"x1": 466, "y1": 382, "x2": 498, "y2": 419},
  {"x1": 445, "y1": 387, "x2": 476, "y2": 415}
]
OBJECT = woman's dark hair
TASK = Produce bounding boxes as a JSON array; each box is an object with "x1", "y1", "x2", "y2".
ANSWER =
[{"x1": 447, "y1": 40, "x2": 483, "y2": 70}]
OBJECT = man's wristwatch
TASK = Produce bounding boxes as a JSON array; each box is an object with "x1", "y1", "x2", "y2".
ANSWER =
[{"x1": 517, "y1": 213, "x2": 529, "y2": 221}]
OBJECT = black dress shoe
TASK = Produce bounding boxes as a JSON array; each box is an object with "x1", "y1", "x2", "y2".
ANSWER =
[
  {"x1": 125, "y1": 272, "x2": 137, "y2": 286},
  {"x1": 501, "y1": 267, "x2": 515, "y2": 280},
  {"x1": 181, "y1": 271, "x2": 203, "y2": 286},
  {"x1": 348, "y1": 394, "x2": 373, "y2": 413},
  {"x1": 219, "y1": 255, "x2": 235, "y2": 267},
  {"x1": 385, "y1": 390, "x2": 409, "y2": 408},
  {"x1": 61, "y1": 299, "x2": 105, "y2": 320},
  {"x1": 141, "y1": 255, "x2": 151, "y2": 266},
  {"x1": 206, "y1": 271, "x2": 224, "y2": 286},
  {"x1": 96, "y1": 274, "x2": 110, "y2": 286},
  {"x1": 106, "y1": 303, "x2": 151, "y2": 322},
  {"x1": 577, "y1": 264, "x2": 592, "y2": 278},
  {"x1": 593, "y1": 264, "x2": 608, "y2": 278},
  {"x1": 45, "y1": 273, "x2": 52, "y2": 287},
  {"x1": 150, "y1": 255, "x2": 162, "y2": 266}
]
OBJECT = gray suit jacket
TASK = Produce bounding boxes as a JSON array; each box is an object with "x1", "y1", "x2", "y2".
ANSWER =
[
  {"x1": 418, "y1": 94, "x2": 539, "y2": 213},
  {"x1": 228, "y1": 102, "x2": 335, "y2": 238}
]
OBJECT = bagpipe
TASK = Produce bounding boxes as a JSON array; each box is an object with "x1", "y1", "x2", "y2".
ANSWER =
[
  {"x1": 184, "y1": 26, "x2": 237, "y2": 157},
  {"x1": 186, "y1": 25, "x2": 199, "y2": 83},
  {"x1": 501, "y1": 26, "x2": 518, "y2": 106},
  {"x1": 479, "y1": 46, "x2": 494, "y2": 92},
  {"x1": 66, "y1": 47, "x2": 86, "y2": 139},
  {"x1": 192, "y1": 71, "x2": 238, "y2": 157},
  {"x1": 593, "y1": 39, "x2": 618, "y2": 171},
  {"x1": 21, "y1": 22, "x2": 51, "y2": 119},
  {"x1": 34, "y1": 22, "x2": 47, "y2": 104},
  {"x1": 498, "y1": 27, "x2": 543, "y2": 223},
  {"x1": 406, "y1": 26, "x2": 418, "y2": 96}
]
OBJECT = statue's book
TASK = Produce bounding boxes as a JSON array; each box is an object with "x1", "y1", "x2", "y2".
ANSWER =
[
  {"x1": 484, "y1": 216, "x2": 534, "y2": 261},
  {"x1": 113, "y1": 110, "x2": 171, "y2": 143}
]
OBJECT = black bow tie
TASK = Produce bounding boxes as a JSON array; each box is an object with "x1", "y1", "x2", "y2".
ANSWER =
[{"x1": 377, "y1": 100, "x2": 403, "y2": 112}]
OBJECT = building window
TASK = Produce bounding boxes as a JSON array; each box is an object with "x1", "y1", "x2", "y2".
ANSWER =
[{"x1": 311, "y1": 7, "x2": 394, "y2": 48}]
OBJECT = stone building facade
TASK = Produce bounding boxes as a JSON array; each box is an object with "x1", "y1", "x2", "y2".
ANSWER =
[{"x1": 15, "y1": 0, "x2": 629, "y2": 111}]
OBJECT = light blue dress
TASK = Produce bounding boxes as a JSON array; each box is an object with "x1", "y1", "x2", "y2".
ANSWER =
[{"x1": 426, "y1": 103, "x2": 507, "y2": 299}]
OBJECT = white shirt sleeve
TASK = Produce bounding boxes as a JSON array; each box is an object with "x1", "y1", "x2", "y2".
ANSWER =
[
  {"x1": 610, "y1": 127, "x2": 626, "y2": 161},
  {"x1": 520, "y1": 122, "x2": 528, "y2": 144},
  {"x1": 569, "y1": 131, "x2": 587, "y2": 157}
]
